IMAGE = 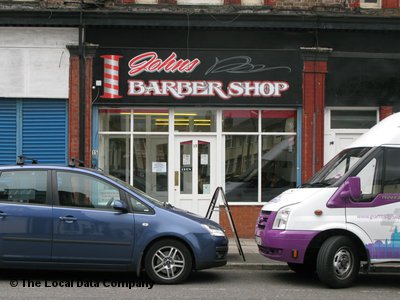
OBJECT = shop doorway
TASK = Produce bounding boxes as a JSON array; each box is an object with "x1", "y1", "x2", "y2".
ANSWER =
[{"x1": 173, "y1": 136, "x2": 217, "y2": 217}]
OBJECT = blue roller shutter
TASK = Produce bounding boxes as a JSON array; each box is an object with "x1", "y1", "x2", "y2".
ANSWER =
[
  {"x1": 0, "y1": 100, "x2": 17, "y2": 165},
  {"x1": 22, "y1": 100, "x2": 68, "y2": 165}
]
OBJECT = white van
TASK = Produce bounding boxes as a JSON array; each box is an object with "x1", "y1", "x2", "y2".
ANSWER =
[{"x1": 255, "y1": 112, "x2": 400, "y2": 288}]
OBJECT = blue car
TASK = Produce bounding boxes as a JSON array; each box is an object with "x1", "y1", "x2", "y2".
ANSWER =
[{"x1": 0, "y1": 162, "x2": 228, "y2": 284}]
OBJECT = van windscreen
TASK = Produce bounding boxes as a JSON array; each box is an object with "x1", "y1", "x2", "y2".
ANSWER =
[{"x1": 303, "y1": 147, "x2": 371, "y2": 188}]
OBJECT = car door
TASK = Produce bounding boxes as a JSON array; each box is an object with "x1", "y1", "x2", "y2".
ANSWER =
[
  {"x1": 52, "y1": 170, "x2": 135, "y2": 265},
  {"x1": 0, "y1": 169, "x2": 52, "y2": 262},
  {"x1": 346, "y1": 147, "x2": 400, "y2": 261}
]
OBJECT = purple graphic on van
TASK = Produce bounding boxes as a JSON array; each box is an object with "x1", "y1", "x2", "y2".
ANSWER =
[{"x1": 366, "y1": 226, "x2": 400, "y2": 259}]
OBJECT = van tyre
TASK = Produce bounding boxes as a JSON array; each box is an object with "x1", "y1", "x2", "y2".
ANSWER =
[
  {"x1": 316, "y1": 236, "x2": 360, "y2": 288},
  {"x1": 145, "y1": 239, "x2": 192, "y2": 284}
]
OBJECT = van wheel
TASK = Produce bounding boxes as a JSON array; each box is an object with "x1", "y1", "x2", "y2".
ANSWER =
[
  {"x1": 144, "y1": 239, "x2": 192, "y2": 284},
  {"x1": 316, "y1": 236, "x2": 360, "y2": 288}
]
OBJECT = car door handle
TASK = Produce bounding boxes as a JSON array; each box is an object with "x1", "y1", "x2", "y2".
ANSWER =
[
  {"x1": 59, "y1": 216, "x2": 77, "y2": 223},
  {"x1": 0, "y1": 212, "x2": 7, "y2": 219}
]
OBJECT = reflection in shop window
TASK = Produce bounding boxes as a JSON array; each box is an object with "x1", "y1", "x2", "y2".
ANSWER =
[
  {"x1": 133, "y1": 136, "x2": 168, "y2": 199},
  {"x1": 174, "y1": 109, "x2": 216, "y2": 132},
  {"x1": 134, "y1": 109, "x2": 168, "y2": 132},
  {"x1": 262, "y1": 110, "x2": 296, "y2": 132},
  {"x1": 99, "y1": 109, "x2": 130, "y2": 132},
  {"x1": 261, "y1": 136, "x2": 297, "y2": 202},
  {"x1": 224, "y1": 109, "x2": 297, "y2": 203},
  {"x1": 225, "y1": 135, "x2": 258, "y2": 202},
  {"x1": 99, "y1": 135, "x2": 130, "y2": 183},
  {"x1": 223, "y1": 110, "x2": 258, "y2": 132}
]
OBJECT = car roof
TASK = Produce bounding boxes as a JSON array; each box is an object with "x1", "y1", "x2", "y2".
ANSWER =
[{"x1": 0, "y1": 164, "x2": 102, "y2": 175}]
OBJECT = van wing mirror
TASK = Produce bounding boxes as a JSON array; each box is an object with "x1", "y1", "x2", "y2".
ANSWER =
[
  {"x1": 327, "y1": 176, "x2": 361, "y2": 208},
  {"x1": 340, "y1": 177, "x2": 361, "y2": 200}
]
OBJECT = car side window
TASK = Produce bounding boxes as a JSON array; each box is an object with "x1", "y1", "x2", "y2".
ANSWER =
[
  {"x1": 128, "y1": 195, "x2": 153, "y2": 214},
  {"x1": 0, "y1": 171, "x2": 47, "y2": 204},
  {"x1": 57, "y1": 171, "x2": 121, "y2": 210},
  {"x1": 382, "y1": 148, "x2": 400, "y2": 194}
]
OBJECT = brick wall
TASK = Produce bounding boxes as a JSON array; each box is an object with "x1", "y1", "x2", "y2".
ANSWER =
[{"x1": 219, "y1": 205, "x2": 263, "y2": 238}]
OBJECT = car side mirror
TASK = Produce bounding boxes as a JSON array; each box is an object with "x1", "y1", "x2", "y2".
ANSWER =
[
  {"x1": 340, "y1": 177, "x2": 361, "y2": 200},
  {"x1": 113, "y1": 200, "x2": 128, "y2": 213}
]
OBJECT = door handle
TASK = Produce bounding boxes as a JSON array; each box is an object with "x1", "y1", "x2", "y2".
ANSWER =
[
  {"x1": 175, "y1": 171, "x2": 179, "y2": 186},
  {"x1": 59, "y1": 216, "x2": 77, "y2": 224},
  {"x1": 0, "y1": 212, "x2": 7, "y2": 219}
]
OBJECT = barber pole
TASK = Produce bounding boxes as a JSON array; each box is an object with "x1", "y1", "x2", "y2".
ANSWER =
[{"x1": 101, "y1": 55, "x2": 122, "y2": 99}]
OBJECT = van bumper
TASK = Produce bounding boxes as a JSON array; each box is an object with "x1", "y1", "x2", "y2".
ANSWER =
[{"x1": 255, "y1": 229, "x2": 319, "y2": 264}]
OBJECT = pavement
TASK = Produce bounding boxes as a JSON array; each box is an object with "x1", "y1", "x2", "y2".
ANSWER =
[
  {"x1": 224, "y1": 239, "x2": 400, "y2": 273},
  {"x1": 224, "y1": 239, "x2": 288, "y2": 270}
]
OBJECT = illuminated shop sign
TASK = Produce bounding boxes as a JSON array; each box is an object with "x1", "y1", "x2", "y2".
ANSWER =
[{"x1": 94, "y1": 49, "x2": 302, "y2": 106}]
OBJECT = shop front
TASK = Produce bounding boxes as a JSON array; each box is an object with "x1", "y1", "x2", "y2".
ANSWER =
[{"x1": 91, "y1": 48, "x2": 302, "y2": 224}]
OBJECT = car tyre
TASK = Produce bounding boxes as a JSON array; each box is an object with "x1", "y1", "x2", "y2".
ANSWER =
[
  {"x1": 144, "y1": 239, "x2": 192, "y2": 284},
  {"x1": 316, "y1": 236, "x2": 360, "y2": 288}
]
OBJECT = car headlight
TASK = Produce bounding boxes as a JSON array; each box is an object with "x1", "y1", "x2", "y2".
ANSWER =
[
  {"x1": 201, "y1": 224, "x2": 226, "y2": 237},
  {"x1": 272, "y1": 205, "x2": 296, "y2": 230}
]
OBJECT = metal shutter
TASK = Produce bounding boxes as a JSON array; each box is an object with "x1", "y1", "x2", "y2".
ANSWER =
[
  {"x1": 22, "y1": 100, "x2": 68, "y2": 165},
  {"x1": 0, "y1": 100, "x2": 17, "y2": 165}
]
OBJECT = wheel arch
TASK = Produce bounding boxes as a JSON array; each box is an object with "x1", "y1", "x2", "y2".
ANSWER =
[{"x1": 305, "y1": 229, "x2": 369, "y2": 264}]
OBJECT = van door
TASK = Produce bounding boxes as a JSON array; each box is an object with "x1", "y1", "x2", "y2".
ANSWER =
[{"x1": 346, "y1": 147, "x2": 400, "y2": 261}]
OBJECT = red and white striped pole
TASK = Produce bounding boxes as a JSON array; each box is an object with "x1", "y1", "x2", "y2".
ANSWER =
[{"x1": 101, "y1": 55, "x2": 123, "y2": 99}]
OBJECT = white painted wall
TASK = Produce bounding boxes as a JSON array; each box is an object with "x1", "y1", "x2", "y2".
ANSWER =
[{"x1": 0, "y1": 28, "x2": 78, "y2": 99}]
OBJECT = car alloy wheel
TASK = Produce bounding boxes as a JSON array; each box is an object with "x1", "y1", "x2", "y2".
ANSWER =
[{"x1": 145, "y1": 239, "x2": 192, "y2": 284}]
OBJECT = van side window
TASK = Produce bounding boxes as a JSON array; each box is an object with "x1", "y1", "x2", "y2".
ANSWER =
[
  {"x1": 382, "y1": 148, "x2": 400, "y2": 194},
  {"x1": 355, "y1": 151, "x2": 383, "y2": 202}
]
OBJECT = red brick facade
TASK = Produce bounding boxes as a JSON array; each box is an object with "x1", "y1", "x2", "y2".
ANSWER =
[
  {"x1": 68, "y1": 49, "x2": 95, "y2": 167},
  {"x1": 68, "y1": 54, "x2": 80, "y2": 162},
  {"x1": 380, "y1": 106, "x2": 393, "y2": 121},
  {"x1": 219, "y1": 205, "x2": 263, "y2": 238},
  {"x1": 301, "y1": 50, "x2": 330, "y2": 183}
]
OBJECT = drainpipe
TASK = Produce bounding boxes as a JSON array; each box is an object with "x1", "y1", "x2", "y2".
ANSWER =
[{"x1": 79, "y1": 1, "x2": 86, "y2": 165}]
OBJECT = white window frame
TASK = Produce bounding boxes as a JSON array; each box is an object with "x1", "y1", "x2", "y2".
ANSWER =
[{"x1": 360, "y1": 0, "x2": 381, "y2": 9}]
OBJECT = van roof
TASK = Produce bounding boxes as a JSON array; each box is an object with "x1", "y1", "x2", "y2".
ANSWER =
[{"x1": 346, "y1": 112, "x2": 400, "y2": 149}]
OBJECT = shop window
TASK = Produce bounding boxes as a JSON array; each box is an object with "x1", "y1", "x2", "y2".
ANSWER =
[
  {"x1": 262, "y1": 110, "x2": 296, "y2": 132},
  {"x1": 331, "y1": 110, "x2": 377, "y2": 129},
  {"x1": 99, "y1": 108, "x2": 130, "y2": 132},
  {"x1": 99, "y1": 135, "x2": 130, "y2": 183},
  {"x1": 261, "y1": 136, "x2": 297, "y2": 202},
  {"x1": 224, "y1": 109, "x2": 297, "y2": 203},
  {"x1": 133, "y1": 136, "x2": 168, "y2": 196},
  {"x1": 134, "y1": 109, "x2": 168, "y2": 132},
  {"x1": 225, "y1": 135, "x2": 258, "y2": 202},
  {"x1": 223, "y1": 110, "x2": 258, "y2": 132},
  {"x1": 174, "y1": 108, "x2": 216, "y2": 132}
]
